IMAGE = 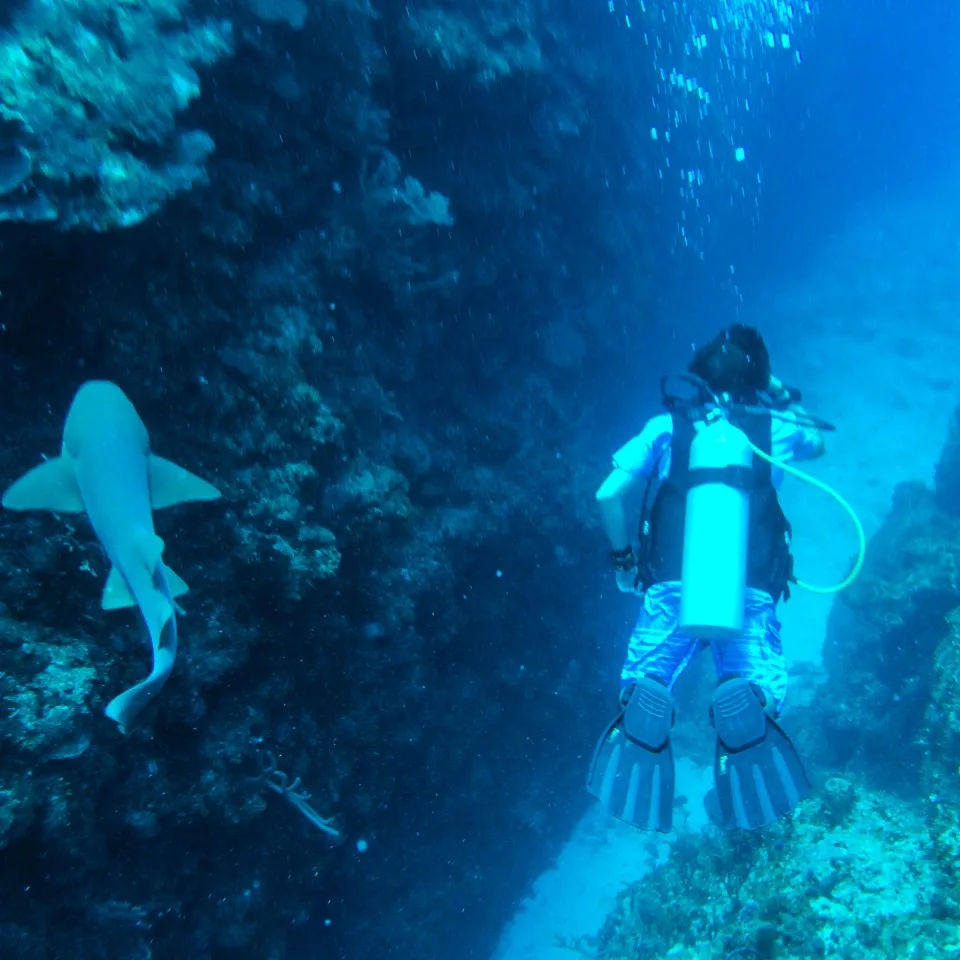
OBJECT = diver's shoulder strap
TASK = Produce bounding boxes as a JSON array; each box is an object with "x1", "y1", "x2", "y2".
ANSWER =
[
  {"x1": 665, "y1": 412, "x2": 694, "y2": 482},
  {"x1": 726, "y1": 407, "x2": 773, "y2": 484}
]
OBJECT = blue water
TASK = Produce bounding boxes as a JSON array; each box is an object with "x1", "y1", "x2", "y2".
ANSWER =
[{"x1": 740, "y1": 0, "x2": 960, "y2": 282}]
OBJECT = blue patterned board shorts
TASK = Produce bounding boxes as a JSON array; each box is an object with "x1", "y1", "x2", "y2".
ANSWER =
[{"x1": 620, "y1": 581, "x2": 788, "y2": 714}]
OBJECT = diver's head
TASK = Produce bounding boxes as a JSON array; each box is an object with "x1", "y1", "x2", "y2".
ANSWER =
[{"x1": 688, "y1": 324, "x2": 771, "y2": 400}]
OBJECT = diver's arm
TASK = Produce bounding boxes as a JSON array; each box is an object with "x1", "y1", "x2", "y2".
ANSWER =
[
  {"x1": 596, "y1": 468, "x2": 639, "y2": 550},
  {"x1": 598, "y1": 415, "x2": 670, "y2": 554},
  {"x1": 768, "y1": 376, "x2": 826, "y2": 460},
  {"x1": 599, "y1": 420, "x2": 669, "y2": 596}
]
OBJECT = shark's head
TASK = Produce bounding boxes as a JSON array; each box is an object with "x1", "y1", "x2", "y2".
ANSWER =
[{"x1": 63, "y1": 381, "x2": 149, "y2": 459}]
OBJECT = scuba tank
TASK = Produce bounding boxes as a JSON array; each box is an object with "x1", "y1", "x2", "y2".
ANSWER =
[
  {"x1": 679, "y1": 416, "x2": 753, "y2": 639},
  {"x1": 644, "y1": 372, "x2": 857, "y2": 625}
]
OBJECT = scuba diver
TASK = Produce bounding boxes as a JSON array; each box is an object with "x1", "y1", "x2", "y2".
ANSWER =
[{"x1": 587, "y1": 324, "x2": 826, "y2": 833}]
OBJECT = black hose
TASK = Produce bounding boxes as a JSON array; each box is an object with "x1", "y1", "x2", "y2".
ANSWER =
[{"x1": 659, "y1": 372, "x2": 836, "y2": 432}]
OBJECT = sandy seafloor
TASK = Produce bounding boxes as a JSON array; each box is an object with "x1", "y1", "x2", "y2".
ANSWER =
[{"x1": 492, "y1": 186, "x2": 960, "y2": 959}]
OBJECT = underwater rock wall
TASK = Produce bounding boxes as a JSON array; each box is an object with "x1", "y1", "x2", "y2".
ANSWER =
[
  {"x1": 935, "y1": 404, "x2": 960, "y2": 517},
  {"x1": 0, "y1": 1, "x2": 659, "y2": 958},
  {"x1": 785, "y1": 403, "x2": 960, "y2": 896},
  {"x1": 813, "y1": 416, "x2": 960, "y2": 799},
  {"x1": 813, "y1": 479, "x2": 958, "y2": 783}
]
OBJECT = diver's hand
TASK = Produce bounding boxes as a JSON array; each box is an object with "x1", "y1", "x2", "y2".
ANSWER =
[
  {"x1": 768, "y1": 375, "x2": 802, "y2": 407},
  {"x1": 611, "y1": 546, "x2": 641, "y2": 595}
]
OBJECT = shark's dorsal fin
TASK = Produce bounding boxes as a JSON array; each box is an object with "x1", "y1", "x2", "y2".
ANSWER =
[
  {"x1": 1, "y1": 456, "x2": 84, "y2": 513},
  {"x1": 137, "y1": 530, "x2": 166, "y2": 570},
  {"x1": 163, "y1": 564, "x2": 190, "y2": 599},
  {"x1": 148, "y1": 455, "x2": 221, "y2": 510},
  {"x1": 102, "y1": 567, "x2": 136, "y2": 610}
]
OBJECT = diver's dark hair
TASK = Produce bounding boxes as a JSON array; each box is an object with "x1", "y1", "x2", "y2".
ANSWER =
[{"x1": 687, "y1": 324, "x2": 771, "y2": 398}]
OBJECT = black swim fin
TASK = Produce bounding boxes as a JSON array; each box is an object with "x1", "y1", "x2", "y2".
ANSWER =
[
  {"x1": 586, "y1": 677, "x2": 675, "y2": 833},
  {"x1": 712, "y1": 678, "x2": 812, "y2": 831}
]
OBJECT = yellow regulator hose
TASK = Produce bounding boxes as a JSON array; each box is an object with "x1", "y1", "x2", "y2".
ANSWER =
[{"x1": 749, "y1": 443, "x2": 867, "y2": 595}]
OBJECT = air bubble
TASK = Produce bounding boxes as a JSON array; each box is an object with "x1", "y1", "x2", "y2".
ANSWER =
[{"x1": 606, "y1": 0, "x2": 815, "y2": 262}]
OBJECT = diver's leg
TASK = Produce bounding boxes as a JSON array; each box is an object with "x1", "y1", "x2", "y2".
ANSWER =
[
  {"x1": 709, "y1": 590, "x2": 811, "y2": 830},
  {"x1": 621, "y1": 582, "x2": 703, "y2": 695},
  {"x1": 587, "y1": 583, "x2": 699, "y2": 832},
  {"x1": 711, "y1": 588, "x2": 788, "y2": 711}
]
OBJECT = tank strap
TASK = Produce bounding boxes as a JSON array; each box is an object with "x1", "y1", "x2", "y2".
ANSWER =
[{"x1": 686, "y1": 465, "x2": 755, "y2": 491}]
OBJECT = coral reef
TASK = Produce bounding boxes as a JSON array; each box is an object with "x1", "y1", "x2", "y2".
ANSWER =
[
  {"x1": 0, "y1": 0, "x2": 232, "y2": 228},
  {"x1": 594, "y1": 783, "x2": 958, "y2": 960},
  {"x1": 0, "y1": 0, "x2": 659, "y2": 955}
]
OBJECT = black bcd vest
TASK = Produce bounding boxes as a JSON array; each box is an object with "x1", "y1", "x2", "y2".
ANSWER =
[{"x1": 635, "y1": 410, "x2": 794, "y2": 601}]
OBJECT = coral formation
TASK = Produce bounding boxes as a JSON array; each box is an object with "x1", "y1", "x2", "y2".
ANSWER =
[
  {"x1": 0, "y1": 0, "x2": 232, "y2": 228},
  {"x1": 0, "y1": 0, "x2": 654, "y2": 954},
  {"x1": 595, "y1": 785, "x2": 956, "y2": 960}
]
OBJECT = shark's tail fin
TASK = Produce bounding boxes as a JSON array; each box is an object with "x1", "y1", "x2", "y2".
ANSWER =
[
  {"x1": 104, "y1": 605, "x2": 178, "y2": 733},
  {"x1": 142, "y1": 593, "x2": 176, "y2": 653},
  {"x1": 100, "y1": 530, "x2": 189, "y2": 731}
]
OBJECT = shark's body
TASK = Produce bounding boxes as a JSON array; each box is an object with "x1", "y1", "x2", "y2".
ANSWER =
[{"x1": 3, "y1": 381, "x2": 221, "y2": 730}]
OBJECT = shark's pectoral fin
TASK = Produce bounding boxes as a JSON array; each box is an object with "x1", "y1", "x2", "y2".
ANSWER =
[
  {"x1": 102, "y1": 567, "x2": 137, "y2": 610},
  {"x1": 1, "y1": 457, "x2": 84, "y2": 513},
  {"x1": 148, "y1": 455, "x2": 221, "y2": 510},
  {"x1": 163, "y1": 564, "x2": 190, "y2": 600}
]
